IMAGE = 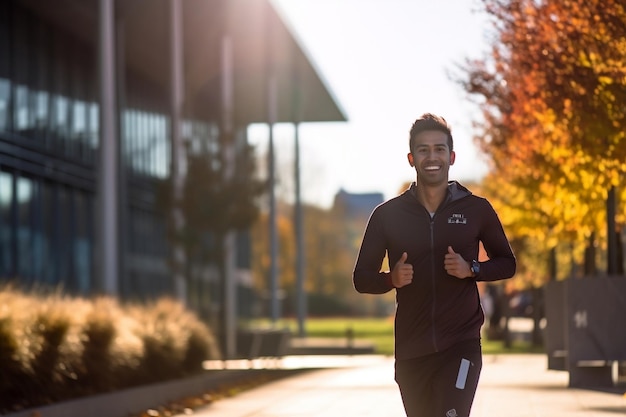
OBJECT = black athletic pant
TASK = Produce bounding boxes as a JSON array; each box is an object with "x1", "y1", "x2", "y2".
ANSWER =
[{"x1": 394, "y1": 338, "x2": 482, "y2": 417}]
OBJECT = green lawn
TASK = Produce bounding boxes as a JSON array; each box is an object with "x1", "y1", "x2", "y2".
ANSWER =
[{"x1": 246, "y1": 317, "x2": 543, "y2": 356}]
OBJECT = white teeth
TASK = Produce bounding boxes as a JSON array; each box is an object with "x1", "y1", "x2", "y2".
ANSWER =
[{"x1": 425, "y1": 166, "x2": 440, "y2": 171}]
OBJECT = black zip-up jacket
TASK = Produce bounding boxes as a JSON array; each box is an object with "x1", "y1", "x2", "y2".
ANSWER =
[{"x1": 353, "y1": 181, "x2": 516, "y2": 360}]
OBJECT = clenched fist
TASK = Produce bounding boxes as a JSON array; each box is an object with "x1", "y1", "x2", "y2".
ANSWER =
[
  {"x1": 444, "y1": 246, "x2": 472, "y2": 279},
  {"x1": 391, "y1": 252, "x2": 413, "y2": 287}
]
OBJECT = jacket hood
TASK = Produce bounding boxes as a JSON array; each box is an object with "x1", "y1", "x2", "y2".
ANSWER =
[{"x1": 447, "y1": 180, "x2": 473, "y2": 201}]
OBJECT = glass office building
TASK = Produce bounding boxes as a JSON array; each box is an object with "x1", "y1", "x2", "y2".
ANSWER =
[
  {"x1": 0, "y1": 0, "x2": 101, "y2": 293},
  {"x1": 0, "y1": 0, "x2": 346, "y2": 316}
]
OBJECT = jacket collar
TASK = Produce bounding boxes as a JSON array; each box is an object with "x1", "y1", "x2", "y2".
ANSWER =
[{"x1": 404, "y1": 180, "x2": 472, "y2": 207}]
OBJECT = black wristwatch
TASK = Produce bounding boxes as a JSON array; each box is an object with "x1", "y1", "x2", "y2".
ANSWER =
[{"x1": 470, "y1": 260, "x2": 480, "y2": 277}]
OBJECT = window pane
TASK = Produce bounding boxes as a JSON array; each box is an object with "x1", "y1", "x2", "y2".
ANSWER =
[
  {"x1": 42, "y1": 183, "x2": 56, "y2": 284},
  {"x1": 35, "y1": 90, "x2": 49, "y2": 131},
  {"x1": 139, "y1": 111, "x2": 148, "y2": 174},
  {"x1": 53, "y1": 95, "x2": 68, "y2": 129},
  {"x1": 72, "y1": 100, "x2": 87, "y2": 159},
  {"x1": 0, "y1": 79, "x2": 9, "y2": 132},
  {"x1": 57, "y1": 187, "x2": 69, "y2": 284},
  {"x1": 73, "y1": 191, "x2": 92, "y2": 294},
  {"x1": 155, "y1": 116, "x2": 169, "y2": 178},
  {"x1": 0, "y1": 172, "x2": 13, "y2": 276},
  {"x1": 16, "y1": 176, "x2": 33, "y2": 280},
  {"x1": 31, "y1": 180, "x2": 45, "y2": 282},
  {"x1": 14, "y1": 84, "x2": 30, "y2": 131},
  {"x1": 88, "y1": 102, "x2": 99, "y2": 153}
]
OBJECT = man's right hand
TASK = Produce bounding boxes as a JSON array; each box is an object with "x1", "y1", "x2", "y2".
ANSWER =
[{"x1": 391, "y1": 252, "x2": 413, "y2": 288}]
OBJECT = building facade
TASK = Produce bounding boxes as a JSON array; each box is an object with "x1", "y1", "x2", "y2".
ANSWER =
[{"x1": 0, "y1": 0, "x2": 346, "y2": 322}]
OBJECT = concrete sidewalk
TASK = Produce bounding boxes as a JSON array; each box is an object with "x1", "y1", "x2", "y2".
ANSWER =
[
  {"x1": 192, "y1": 354, "x2": 626, "y2": 416},
  {"x1": 473, "y1": 355, "x2": 626, "y2": 416}
]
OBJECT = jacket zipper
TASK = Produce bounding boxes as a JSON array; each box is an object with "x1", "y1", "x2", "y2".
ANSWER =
[{"x1": 429, "y1": 215, "x2": 438, "y2": 352}]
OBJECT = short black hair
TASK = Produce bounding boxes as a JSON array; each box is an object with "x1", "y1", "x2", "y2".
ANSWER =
[{"x1": 409, "y1": 113, "x2": 454, "y2": 153}]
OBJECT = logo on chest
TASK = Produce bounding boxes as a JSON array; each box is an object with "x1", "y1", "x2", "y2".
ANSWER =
[{"x1": 448, "y1": 213, "x2": 467, "y2": 224}]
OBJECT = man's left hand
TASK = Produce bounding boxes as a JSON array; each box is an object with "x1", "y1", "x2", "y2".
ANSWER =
[{"x1": 444, "y1": 246, "x2": 472, "y2": 279}]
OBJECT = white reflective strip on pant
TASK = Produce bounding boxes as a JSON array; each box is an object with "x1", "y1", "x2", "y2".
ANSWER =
[{"x1": 455, "y1": 358, "x2": 471, "y2": 389}]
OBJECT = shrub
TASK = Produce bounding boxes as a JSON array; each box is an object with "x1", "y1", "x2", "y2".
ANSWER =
[
  {"x1": 80, "y1": 298, "x2": 119, "y2": 392},
  {"x1": 0, "y1": 285, "x2": 221, "y2": 412},
  {"x1": 0, "y1": 316, "x2": 30, "y2": 413},
  {"x1": 30, "y1": 302, "x2": 72, "y2": 403},
  {"x1": 183, "y1": 321, "x2": 221, "y2": 374}
]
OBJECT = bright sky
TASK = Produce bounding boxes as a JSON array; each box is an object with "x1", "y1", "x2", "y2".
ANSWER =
[{"x1": 250, "y1": 0, "x2": 494, "y2": 209}]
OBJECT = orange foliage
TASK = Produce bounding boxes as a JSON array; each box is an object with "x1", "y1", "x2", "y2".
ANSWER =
[{"x1": 459, "y1": 0, "x2": 626, "y2": 283}]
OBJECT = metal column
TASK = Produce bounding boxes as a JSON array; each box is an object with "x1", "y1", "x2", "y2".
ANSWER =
[
  {"x1": 98, "y1": 0, "x2": 119, "y2": 295},
  {"x1": 268, "y1": 76, "x2": 279, "y2": 323},
  {"x1": 169, "y1": 0, "x2": 187, "y2": 302},
  {"x1": 294, "y1": 122, "x2": 307, "y2": 337},
  {"x1": 221, "y1": 33, "x2": 237, "y2": 359}
]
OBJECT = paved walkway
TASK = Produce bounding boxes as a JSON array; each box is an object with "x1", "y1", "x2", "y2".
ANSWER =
[{"x1": 193, "y1": 354, "x2": 626, "y2": 417}]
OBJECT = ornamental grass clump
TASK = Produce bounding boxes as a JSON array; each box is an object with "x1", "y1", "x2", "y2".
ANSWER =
[
  {"x1": 183, "y1": 320, "x2": 220, "y2": 374},
  {"x1": 131, "y1": 298, "x2": 221, "y2": 383},
  {"x1": 0, "y1": 316, "x2": 28, "y2": 412},
  {"x1": 80, "y1": 297, "x2": 125, "y2": 392},
  {"x1": 0, "y1": 285, "x2": 221, "y2": 413},
  {"x1": 0, "y1": 286, "x2": 38, "y2": 412},
  {"x1": 29, "y1": 299, "x2": 73, "y2": 403}
]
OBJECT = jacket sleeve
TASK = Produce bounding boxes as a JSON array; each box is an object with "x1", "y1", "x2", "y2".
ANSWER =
[
  {"x1": 353, "y1": 208, "x2": 395, "y2": 294},
  {"x1": 476, "y1": 200, "x2": 517, "y2": 282}
]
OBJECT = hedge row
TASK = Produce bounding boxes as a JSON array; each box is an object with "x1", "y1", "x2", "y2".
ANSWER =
[{"x1": 0, "y1": 285, "x2": 221, "y2": 413}]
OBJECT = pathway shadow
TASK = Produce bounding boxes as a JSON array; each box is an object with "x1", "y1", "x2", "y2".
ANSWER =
[{"x1": 588, "y1": 406, "x2": 626, "y2": 414}]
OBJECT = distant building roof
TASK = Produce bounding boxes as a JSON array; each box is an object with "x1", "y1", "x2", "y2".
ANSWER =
[{"x1": 333, "y1": 189, "x2": 385, "y2": 219}]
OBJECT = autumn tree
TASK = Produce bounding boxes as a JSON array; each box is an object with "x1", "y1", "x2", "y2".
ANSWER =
[
  {"x1": 459, "y1": 0, "x2": 626, "y2": 283},
  {"x1": 250, "y1": 201, "x2": 370, "y2": 317},
  {"x1": 252, "y1": 202, "x2": 350, "y2": 314}
]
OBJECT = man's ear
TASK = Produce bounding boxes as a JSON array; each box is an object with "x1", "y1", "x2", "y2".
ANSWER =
[
  {"x1": 407, "y1": 152, "x2": 414, "y2": 167},
  {"x1": 450, "y1": 151, "x2": 456, "y2": 166}
]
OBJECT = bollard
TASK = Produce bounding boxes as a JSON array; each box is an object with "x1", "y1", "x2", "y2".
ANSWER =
[{"x1": 346, "y1": 326, "x2": 354, "y2": 350}]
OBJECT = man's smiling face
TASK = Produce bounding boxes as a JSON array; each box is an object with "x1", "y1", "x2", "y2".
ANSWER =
[{"x1": 407, "y1": 130, "x2": 455, "y2": 186}]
